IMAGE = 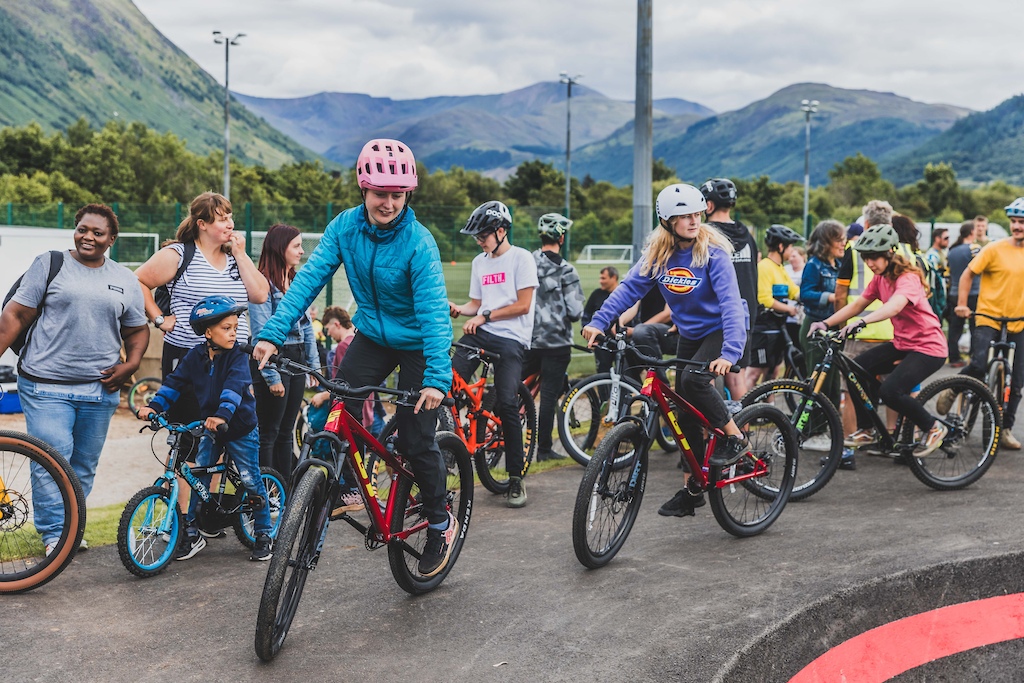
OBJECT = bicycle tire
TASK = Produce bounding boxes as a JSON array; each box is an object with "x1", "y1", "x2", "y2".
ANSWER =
[
  {"x1": 741, "y1": 379, "x2": 843, "y2": 501},
  {"x1": 557, "y1": 373, "x2": 645, "y2": 466},
  {"x1": 708, "y1": 404, "x2": 798, "y2": 537},
  {"x1": 117, "y1": 485, "x2": 181, "y2": 578},
  {"x1": 127, "y1": 377, "x2": 163, "y2": 417},
  {"x1": 902, "y1": 376, "x2": 1001, "y2": 491},
  {"x1": 234, "y1": 467, "x2": 287, "y2": 548},
  {"x1": 0, "y1": 431, "x2": 85, "y2": 593},
  {"x1": 293, "y1": 401, "x2": 308, "y2": 456},
  {"x1": 654, "y1": 414, "x2": 680, "y2": 453},
  {"x1": 388, "y1": 431, "x2": 474, "y2": 595},
  {"x1": 571, "y1": 421, "x2": 647, "y2": 568},
  {"x1": 255, "y1": 465, "x2": 330, "y2": 662},
  {"x1": 475, "y1": 382, "x2": 536, "y2": 494},
  {"x1": 986, "y1": 361, "x2": 1007, "y2": 413}
]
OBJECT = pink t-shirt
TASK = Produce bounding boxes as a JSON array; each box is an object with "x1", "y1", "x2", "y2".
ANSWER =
[{"x1": 862, "y1": 272, "x2": 947, "y2": 357}]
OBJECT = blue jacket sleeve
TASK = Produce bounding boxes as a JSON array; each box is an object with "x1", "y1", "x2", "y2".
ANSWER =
[
  {"x1": 256, "y1": 215, "x2": 345, "y2": 348},
  {"x1": 248, "y1": 290, "x2": 282, "y2": 386},
  {"x1": 589, "y1": 263, "x2": 656, "y2": 331},
  {"x1": 800, "y1": 260, "x2": 830, "y2": 309},
  {"x1": 708, "y1": 251, "x2": 747, "y2": 365},
  {"x1": 409, "y1": 231, "x2": 454, "y2": 393}
]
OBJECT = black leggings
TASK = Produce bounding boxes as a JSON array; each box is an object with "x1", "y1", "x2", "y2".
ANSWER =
[
  {"x1": 852, "y1": 342, "x2": 945, "y2": 432},
  {"x1": 522, "y1": 346, "x2": 571, "y2": 450},
  {"x1": 251, "y1": 344, "x2": 306, "y2": 478},
  {"x1": 674, "y1": 331, "x2": 732, "y2": 459}
]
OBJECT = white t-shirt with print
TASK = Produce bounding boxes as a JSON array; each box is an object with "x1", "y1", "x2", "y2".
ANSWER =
[{"x1": 469, "y1": 245, "x2": 539, "y2": 348}]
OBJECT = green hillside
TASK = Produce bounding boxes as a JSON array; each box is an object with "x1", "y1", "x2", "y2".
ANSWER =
[
  {"x1": 573, "y1": 83, "x2": 970, "y2": 186},
  {"x1": 883, "y1": 95, "x2": 1024, "y2": 185},
  {"x1": 0, "y1": 0, "x2": 317, "y2": 167}
]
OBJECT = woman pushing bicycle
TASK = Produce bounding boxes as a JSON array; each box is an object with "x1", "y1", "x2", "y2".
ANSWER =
[
  {"x1": 809, "y1": 223, "x2": 949, "y2": 456},
  {"x1": 251, "y1": 139, "x2": 459, "y2": 578},
  {"x1": 582, "y1": 183, "x2": 750, "y2": 518}
]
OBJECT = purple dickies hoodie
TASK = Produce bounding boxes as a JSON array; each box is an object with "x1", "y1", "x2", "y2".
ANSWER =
[{"x1": 590, "y1": 245, "x2": 748, "y2": 364}]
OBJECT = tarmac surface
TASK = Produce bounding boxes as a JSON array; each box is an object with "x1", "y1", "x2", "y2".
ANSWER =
[{"x1": 8, "y1": 406, "x2": 1024, "y2": 682}]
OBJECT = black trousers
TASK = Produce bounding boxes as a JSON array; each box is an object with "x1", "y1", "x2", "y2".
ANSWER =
[
  {"x1": 522, "y1": 346, "x2": 571, "y2": 450},
  {"x1": 338, "y1": 332, "x2": 448, "y2": 526},
  {"x1": 674, "y1": 331, "x2": 732, "y2": 461},
  {"x1": 945, "y1": 294, "x2": 977, "y2": 362},
  {"x1": 961, "y1": 325, "x2": 1024, "y2": 429},
  {"x1": 251, "y1": 344, "x2": 306, "y2": 478},
  {"x1": 453, "y1": 328, "x2": 527, "y2": 478},
  {"x1": 852, "y1": 342, "x2": 945, "y2": 432}
]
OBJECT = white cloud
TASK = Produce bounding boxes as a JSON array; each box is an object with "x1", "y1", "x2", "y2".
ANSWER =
[{"x1": 134, "y1": 0, "x2": 1024, "y2": 112}]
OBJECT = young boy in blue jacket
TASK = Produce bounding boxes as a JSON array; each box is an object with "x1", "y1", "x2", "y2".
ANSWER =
[{"x1": 138, "y1": 296, "x2": 273, "y2": 562}]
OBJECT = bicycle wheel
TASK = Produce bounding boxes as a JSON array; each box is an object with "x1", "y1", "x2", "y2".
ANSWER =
[
  {"x1": 572, "y1": 421, "x2": 647, "y2": 568},
  {"x1": 117, "y1": 486, "x2": 181, "y2": 578},
  {"x1": 293, "y1": 400, "x2": 308, "y2": 454},
  {"x1": 741, "y1": 379, "x2": 843, "y2": 501},
  {"x1": 475, "y1": 383, "x2": 536, "y2": 494},
  {"x1": 987, "y1": 361, "x2": 1008, "y2": 412},
  {"x1": 557, "y1": 373, "x2": 644, "y2": 466},
  {"x1": 388, "y1": 431, "x2": 474, "y2": 595},
  {"x1": 127, "y1": 377, "x2": 162, "y2": 416},
  {"x1": 0, "y1": 431, "x2": 85, "y2": 593},
  {"x1": 903, "y1": 376, "x2": 1000, "y2": 491},
  {"x1": 708, "y1": 404, "x2": 797, "y2": 537},
  {"x1": 654, "y1": 414, "x2": 680, "y2": 453},
  {"x1": 234, "y1": 467, "x2": 287, "y2": 548},
  {"x1": 255, "y1": 465, "x2": 330, "y2": 662}
]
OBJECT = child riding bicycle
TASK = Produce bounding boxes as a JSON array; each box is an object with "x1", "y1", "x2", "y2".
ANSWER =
[{"x1": 138, "y1": 296, "x2": 274, "y2": 562}]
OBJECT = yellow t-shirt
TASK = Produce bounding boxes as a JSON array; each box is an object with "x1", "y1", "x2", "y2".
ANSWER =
[
  {"x1": 756, "y1": 257, "x2": 799, "y2": 311},
  {"x1": 970, "y1": 239, "x2": 1024, "y2": 333}
]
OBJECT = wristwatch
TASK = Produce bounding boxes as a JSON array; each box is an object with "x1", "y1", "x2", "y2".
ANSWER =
[
  {"x1": 481, "y1": 310, "x2": 492, "y2": 323},
  {"x1": 153, "y1": 315, "x2": 165, "y2": 328}
]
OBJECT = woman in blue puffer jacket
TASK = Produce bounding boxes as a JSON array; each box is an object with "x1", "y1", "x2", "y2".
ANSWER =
[{"x1": 252, "y1": 139, "x2": 458, "y2": 578}]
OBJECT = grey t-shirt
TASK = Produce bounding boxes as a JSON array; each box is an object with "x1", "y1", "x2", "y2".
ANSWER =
[{"x1": 12, "y1": 251, "x2": 147, "y2": 382}]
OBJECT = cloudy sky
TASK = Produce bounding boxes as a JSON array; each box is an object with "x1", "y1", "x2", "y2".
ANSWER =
[{"x1": 134, "y1": 0, "x2": 1023, "y2": 114}]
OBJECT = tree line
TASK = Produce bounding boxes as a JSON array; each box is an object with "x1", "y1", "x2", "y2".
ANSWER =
[{"x1": 1, "y1": 119, "x2": 1022, "y2": 251}]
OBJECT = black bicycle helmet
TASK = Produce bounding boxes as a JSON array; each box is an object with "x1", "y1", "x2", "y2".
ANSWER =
[
  {"x1": 461, "y1": 201, "x2": 512, "y2": 236},
  {"x1": 765, "y1": 224, "x2": 805, "y2": 250},
  {"x1": 189, "y1": 295, "x2": 247, "y2": 335},
  {"x1": 699, "y1": 178, "x2": 737, "y2": 209}
]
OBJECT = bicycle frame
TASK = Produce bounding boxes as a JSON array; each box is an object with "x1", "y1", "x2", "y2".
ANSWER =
[
  {"x1": 447, "y1": 351, "x2": 516, "y2": 460},
  {"x1": 975, "y1": 312, "x2": 1024, "y2": 410},
  {"x1": 301, "y1": 399, "x2": 427, "y2": 549},
  {"x1": 634, "y1": 369, "x2": 768, "y2": 490}
]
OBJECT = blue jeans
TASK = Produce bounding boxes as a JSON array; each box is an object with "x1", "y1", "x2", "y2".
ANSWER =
[
  {"x1": 18, "y1": 376, "x2": 120, "y2": 545},
  {"x1": 188, "y1": 427, "x2": 272, "y2": 535}
]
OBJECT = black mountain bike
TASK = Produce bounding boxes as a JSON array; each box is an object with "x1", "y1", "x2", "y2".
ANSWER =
[{"x1": 972, "y1": 312, "x2": 1024, "y2": 415}]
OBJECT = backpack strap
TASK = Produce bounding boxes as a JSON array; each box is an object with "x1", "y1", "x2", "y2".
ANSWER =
[
  {"x1": 168, "y1": 241, "x2": 196, "y2": 294},
  {"x1": 16, "y1": 250, "x2": 64, "y2": 362}
]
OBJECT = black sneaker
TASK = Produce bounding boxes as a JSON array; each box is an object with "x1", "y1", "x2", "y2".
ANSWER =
[
  {"x1": 250, "y1": 533, "x2": 273, "y2": 562},
  {"x1": 708, "y1": 435, "x2": 750, "y2": 468},
  {"x1": 537, "y1": 447, "x2": 566, "y2": 462},
  {"x1": 174, "y1": 531, "x2": 206, "y2": 561},
  {"x1": 657, "y1": 489, "x2": 706, "y2": 517},
  {"x1": 418, "y1": 512, "x2": 459, "y2": 577}
]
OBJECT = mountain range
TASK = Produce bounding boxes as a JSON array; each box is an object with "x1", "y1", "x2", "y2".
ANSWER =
[{"x1": 3, "y1": 0, "x2": 1024, "y2": 188}]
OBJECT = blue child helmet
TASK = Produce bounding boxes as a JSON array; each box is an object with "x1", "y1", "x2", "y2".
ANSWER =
[{"x1": 189, "y1": 295, "x2": 247, "y2": 335}]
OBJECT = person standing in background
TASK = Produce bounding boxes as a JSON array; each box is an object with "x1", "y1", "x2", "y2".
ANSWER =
[{"x1": 945, "y1": 221, "x2": 979, "y2": 367}]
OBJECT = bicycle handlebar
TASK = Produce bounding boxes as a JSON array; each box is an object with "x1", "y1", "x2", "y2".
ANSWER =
[
  {"x1": 240, "y1": 343, "x2": 454, "y2": 408},
  {"x1": 589, "y1": 333, "x2": 738, "y2": 373},
  {"x1": 453, "y1": 341, "x2": 500, "y2": 363},
  {"x1": 142, "y1": 413, "x2": 223, "y2": 437}
]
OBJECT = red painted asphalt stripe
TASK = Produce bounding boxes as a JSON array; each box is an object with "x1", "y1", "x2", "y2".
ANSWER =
[{"x1": 789, "y1": 593, "x2": 1024, "y2": 683}]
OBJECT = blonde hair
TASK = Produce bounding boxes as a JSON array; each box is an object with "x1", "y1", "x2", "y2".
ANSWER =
[{"x1": 640, "y1": 222, "x2": 734, "y2": 277}]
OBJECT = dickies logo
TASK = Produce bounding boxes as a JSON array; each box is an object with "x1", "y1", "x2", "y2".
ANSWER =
[
  {"x1": 481, "y1": 273, "x2": 506, "y2": 286},
  {"x1": 660, "y1": 267, "x2": 701, "y2": 295}
]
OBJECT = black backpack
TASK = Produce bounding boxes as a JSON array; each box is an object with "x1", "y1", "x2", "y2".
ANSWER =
[
  {"x1": 2, "y1": 250, "x2": 64, "y2": 355},
  {"x1": 153, "y1": 241, "x2": 196, "y2": 316}
]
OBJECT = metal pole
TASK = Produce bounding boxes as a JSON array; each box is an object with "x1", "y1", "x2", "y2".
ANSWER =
[
  {"x1": 632, "y1": 0, "x2": 653, "y2": 266},
  {"x1": 223, "y1": 38, "x2": 230, "y2": 200},
  {"x1": 565, "y1": 79, "x2": 572, "y2": 219},
  {"x1": 800, "y1": 99, "x2": 818, "y2": 236}
]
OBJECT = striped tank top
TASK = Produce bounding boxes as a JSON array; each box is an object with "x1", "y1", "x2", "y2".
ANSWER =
[{"x1": 164, "y1": 242, "x2": 251, "y2": 349}]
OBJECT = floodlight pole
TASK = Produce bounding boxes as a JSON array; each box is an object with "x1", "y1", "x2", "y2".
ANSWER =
[
  {"x1": 801, "y1": 99, "x2": 819, "y2": 236},
  {"x1": 214, "y1": 31, "x2": 245, "y2": 201},
  {"x1": 559, "y1": 72, "x2": 583, "y2": 221},
  {"x1": 632, "y1": 0, "x2": 653, "y2": 265}
]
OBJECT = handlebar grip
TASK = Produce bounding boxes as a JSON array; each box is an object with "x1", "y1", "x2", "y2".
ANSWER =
[
  {"x1": 441, "y1": 397, "x2": 455, "y2": 407},
  {"x1": 215, "y1": 423, "x2": 229, "y2": 434},
  {"x1": 239, "y1": 341, "x2": 280, "y2": 365}
]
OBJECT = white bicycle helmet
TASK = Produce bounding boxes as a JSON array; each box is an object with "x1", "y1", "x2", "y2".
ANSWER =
[
  {"x1": 538, "y1": 213, "x2": 573, "y2": 238},
  {"x1": 655, "y1": 184, "x2": 707, "y2": 222},
  {"x1": 1005, "y1": 197, "x2": 1024, "y2": 217}
]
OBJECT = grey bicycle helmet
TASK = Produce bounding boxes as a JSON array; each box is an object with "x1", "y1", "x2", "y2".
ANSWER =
[
  {"x1": 538, "y1": 213, "x2": 573, "y2": 238},
  {"x1": 699, "y1": 178, "x2": 737, "y2": 209},
  {"x1": 765, "y1": 224, "x2": 805, "y2": 249},
  {"x1": 852, "y1": 223, "x2": 899, "y2": 253},
  {"x1": 1005, "y1": 197, "x2": 1024, "y2": 217}
]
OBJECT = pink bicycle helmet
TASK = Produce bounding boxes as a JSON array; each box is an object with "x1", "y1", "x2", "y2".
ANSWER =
[{"x1": 356, "y1": 139, "x2": 418, "y2": 192}]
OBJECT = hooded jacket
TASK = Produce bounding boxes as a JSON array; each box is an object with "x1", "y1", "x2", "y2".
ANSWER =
[
  {"x1": 255, "y1": 206, "x2": 453, "y2": 393},
  {"x1": 531, "y1": 249, "x2": 585, "y2": 349},
  {"x1": 708, "y1": 219, "x2": 758, "y2": 332}
]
